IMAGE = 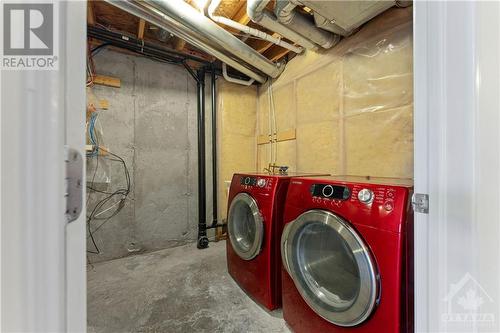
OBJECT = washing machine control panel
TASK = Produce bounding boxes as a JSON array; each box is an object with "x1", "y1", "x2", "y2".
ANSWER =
[{"x1": 310, "y1": 184, "x2": 351, "y2": 200}]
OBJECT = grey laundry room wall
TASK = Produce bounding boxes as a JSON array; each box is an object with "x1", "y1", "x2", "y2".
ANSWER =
[{"x1": 87, "y1": 49, "x2": 213, "y2": 263}]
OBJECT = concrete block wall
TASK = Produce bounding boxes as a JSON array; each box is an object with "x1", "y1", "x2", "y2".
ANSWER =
[{"x1": 87, "y1": 49, "x2": 213, "y2": 263}]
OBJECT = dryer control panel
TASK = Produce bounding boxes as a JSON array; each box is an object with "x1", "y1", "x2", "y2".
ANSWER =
[
  {"x1": 310, "y1": 184, "x2": 350, "y2": 200},
  {"x1": 239, "y1": 175, "x2": 273, "y2": 191},
  {"x1": 289, "y1": 176, "x2": 413, "y2": 233},
  {"x1": 350, "y1": 184, "x2": 397, "y2": 211}
]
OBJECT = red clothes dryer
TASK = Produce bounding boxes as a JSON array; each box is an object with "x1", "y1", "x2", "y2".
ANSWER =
[
  {"x1": 226, "y1": 173, "x2": 325, "y2": 311},
  {"x1": 280, "y1": 176, "x2": 413, "y2": 333}
]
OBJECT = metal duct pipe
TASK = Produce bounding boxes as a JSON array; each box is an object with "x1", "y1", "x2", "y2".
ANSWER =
[
  {"x1": 247, "y1": 0, "x2": 318, "y2": 51},
  {"x1": 104, "y1": 0, "x2": 284, "y2": 83},
  {"x1": 275, "y1": 0, "x2": 340, "y2": 49}
]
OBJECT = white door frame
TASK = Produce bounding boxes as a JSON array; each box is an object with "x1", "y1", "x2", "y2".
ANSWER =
[
  {"x1": 1, "y1": 1, "x2": 86, "y2": 331},
  {"x1": 414, "y1": 1, "x2": 500, "y2": 332}
]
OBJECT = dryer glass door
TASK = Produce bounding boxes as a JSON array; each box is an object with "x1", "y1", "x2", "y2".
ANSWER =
[
  {"x1": 281, "y1": 210, "x2": 378, "y2": 327},
  {"x1": 228, "y1": 193, "x2": 264, "y2": 260}
]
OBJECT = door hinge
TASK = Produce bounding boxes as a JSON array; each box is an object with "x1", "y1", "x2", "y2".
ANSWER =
[
  {"x1": 412, "y1": 193, "x2": 429, "y2": 214},
  {"x1": 65, "y1": 146, "x2": 83, "y2": 223}
]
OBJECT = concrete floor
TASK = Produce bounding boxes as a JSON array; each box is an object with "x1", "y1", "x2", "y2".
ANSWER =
[{"x1": 88, "y1": 241, "x2": 290, "y2": 333}]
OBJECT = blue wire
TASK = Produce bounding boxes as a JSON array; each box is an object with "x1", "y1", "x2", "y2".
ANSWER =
[{"x1": 87, "y1": 113, "x2": 99, "y2": 157}]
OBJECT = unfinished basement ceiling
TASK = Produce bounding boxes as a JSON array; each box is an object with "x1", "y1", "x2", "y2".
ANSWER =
[{"x1": 87, "y1": 0, "x2": 294, "y2": 64}]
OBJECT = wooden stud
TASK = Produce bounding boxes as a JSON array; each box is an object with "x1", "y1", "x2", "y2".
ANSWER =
[
  {"x1": 98, "y1": 99, "x2": 109, "y2": 110},
  {"x1": 93, "y1": 75, "x2": 121, "y2": 88},
  {"x1": 137, "y1": 19, "x2": 146, "y2": 40},
  {"x1": 87, "y1": 0, "x2": 96, "y2": 26}
]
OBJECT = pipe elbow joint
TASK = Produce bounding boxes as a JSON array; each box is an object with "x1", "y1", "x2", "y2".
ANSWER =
[
  {"x1": 321, "y1": 34, "x2": 341, "y2": 49},
  {"x1": 247, "y1": 0, "x2": 264, "y2": 23}
]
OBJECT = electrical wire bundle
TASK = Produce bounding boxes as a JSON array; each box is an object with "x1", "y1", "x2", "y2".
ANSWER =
[
  {"x1": 86, "y1": 110, "x2": 131, "y2": 254},
  {"x1": 87, "y1": 112, "x2": 99, "y2": 157}
]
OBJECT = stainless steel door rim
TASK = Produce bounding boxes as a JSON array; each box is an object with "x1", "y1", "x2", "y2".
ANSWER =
[
  {"x1": 228, "y1": 193, "x2": 264, "y2": 260},
  {"x1": 281, "y1": 209, "x2": 379, "y2": 326}
]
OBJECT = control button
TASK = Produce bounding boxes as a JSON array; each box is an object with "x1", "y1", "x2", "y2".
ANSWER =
[
  {"x1": 244, "y1": 177, "x2": 251, "y2": 185},
  {"x1": 384, "y1": 200, "x2": 394, "y2": 211},
  {"x1": 358, "y1": 189, "x2": 374, "y2": 204},
  {"x1": 257, "y1": 178, "x2": 266, "y2": 188},
  {"x1": 322, "y1": 185, "x2": 334, "y2": 197}
]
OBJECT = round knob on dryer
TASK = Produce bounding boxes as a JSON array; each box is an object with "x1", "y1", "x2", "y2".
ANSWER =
[
  {"x1": 358, "y1": 189, "x2": 374, "y2": 204},
  {"x1": 244, "y1": 177, "x2": 251, "y2": 185},
  {"x1": 257, "y1": 178, "x2": 266, "y2": 188},
  {"x1": 322, "y1": 185, "x2": 334, "y2": 197}
]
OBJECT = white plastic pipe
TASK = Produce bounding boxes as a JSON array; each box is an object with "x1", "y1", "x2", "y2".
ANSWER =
[
  {"x1": 222, "y1": 63, "x2": 255, "y2": 86},
  {"x1": 208, "y1": 0, "x2": 303, "y2": 54}
]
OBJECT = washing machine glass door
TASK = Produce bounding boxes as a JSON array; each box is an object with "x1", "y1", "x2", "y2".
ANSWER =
[
  {"x1": 228, "y1": 193, "x2": 264, "y2": 261},
  {"x1": 281, "y1": 209, "x2": 378, "y2": 327}
]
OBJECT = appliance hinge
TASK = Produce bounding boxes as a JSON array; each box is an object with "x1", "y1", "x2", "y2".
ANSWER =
[
  {"x1": 412, "y1": 193, "x2": 429, "y2": 214},
  {"x1": 65, "y1": 146, "x2": 83, "y2": 223}
]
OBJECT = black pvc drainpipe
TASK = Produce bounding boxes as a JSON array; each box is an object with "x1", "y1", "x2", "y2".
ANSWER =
[
  {"x1": 210, "y1": 68, "x2": 218, "y2": 228},
  {"x1": 197, "y1": 68, "x2": 209, "y2": 249}
]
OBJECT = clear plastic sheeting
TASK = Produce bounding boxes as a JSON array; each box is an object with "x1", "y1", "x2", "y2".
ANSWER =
[
  {"x1": 343, "y1": 29, "x2": 413, "y2": 116},
  {"x1": 256, "y1": 8, "x2": 413, "y2": 179},
  {"x1": 217, "y1": 80, "x2": 258, "y2": 220},
  {"x1": 86, "y1": 88, "x2": 111, "y2": 186}
]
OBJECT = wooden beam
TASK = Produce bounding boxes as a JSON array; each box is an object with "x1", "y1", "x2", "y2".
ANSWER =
[
  {"x1": 257, "y1": 134, "x2": 272, "y2": 145},
  {"x1": 265, "y1": 45, "x2": 291, "y2": 62},
  {"x1": 137, "y1": 19, "x2": 146, "y2": 40},
  {"x1": 172, "y1": 37, "x2": 186, "y2": 51},
  {"x1": 276, "y1": 128, "x2": 296, "y2": 142},
  {"x1": 93, "y1": 75, "x2": 121, "y2": 88},
  {"x1": 87, "y1": 0, "x2": 96, "y2": 26},
  {"x1": 257, "y1": 33, "x2": 281, "y2": 53},
  {"x1": 98, "y1": 99, "x2": 109, "y2": 110},
  {"x1": 232, "y1": 2, "x2": 250, "y2": 25},
  {"x1": 257, "y1": 129, "x2": 296, "y2": 145}
]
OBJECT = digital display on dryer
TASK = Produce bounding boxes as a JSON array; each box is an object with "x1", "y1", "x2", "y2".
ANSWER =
[
  {"x1": 240, "y1": 176, "x2": 257, "y2": 186},
  {"x1": 311, "y1": 184, "x2": 350, "y2": 200}
]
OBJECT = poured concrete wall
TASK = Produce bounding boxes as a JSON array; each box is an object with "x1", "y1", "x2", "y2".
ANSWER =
[
  {"x1": 257, "y1": 8, "x2": 413, "y2": 179},
  {"x1": 87, "y1": 49, "x2": 212, "y2": 263}
]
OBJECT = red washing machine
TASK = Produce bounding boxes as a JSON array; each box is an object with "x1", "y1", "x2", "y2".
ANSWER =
[
  {"x1": 280, "y1": 176, "x2": 413, "y2": 333},
  {"x1": 226, "y1": 173, "x2": 326, "y2": 311}
]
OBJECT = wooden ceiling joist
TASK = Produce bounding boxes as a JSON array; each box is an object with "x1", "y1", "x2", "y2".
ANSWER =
[
  {"x1": 89, "y1": 0, "x2": 292, "y2": 67},
  {"x1": 231, "y1": 3, "x2": 250, "y2": 25},
  {"x1": 87, "y1": 1, "x2": 96, "y2": 26},
  {"x1": 265, "y1": 45, "x2": 291, "y2": 62},
  {"x1": 137, "y1": 19, "x2": 146, "y2": 40}
]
